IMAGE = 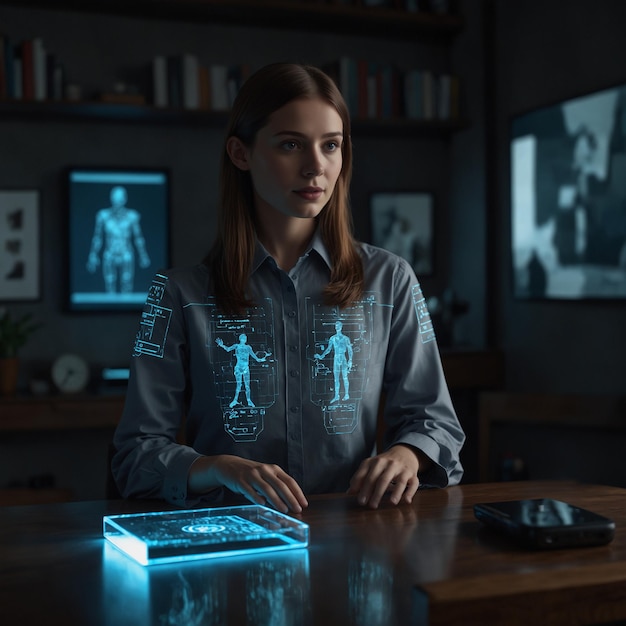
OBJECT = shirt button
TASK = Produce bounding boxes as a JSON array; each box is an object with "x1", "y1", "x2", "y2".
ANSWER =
[
  {"x1": 290, "y1": 406, "x2": 299, "y2": 413},
  {"x1": 290, "y1": 369, "x2": 299, "y2": 377},
  {"x1": 288, "y1": 310, "x2": 296, "y2": 318},
  {"x1": 290, "y1": 345, "x2": 298, "y2": 352}
]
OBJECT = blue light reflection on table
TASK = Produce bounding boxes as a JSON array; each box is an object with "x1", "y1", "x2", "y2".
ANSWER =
[
  {"x1": 102, "y1": 542, "x2": 311, "y2": 626},
  {"x1": 99, "y1": 492, "x2": 461, "y2": 625}
]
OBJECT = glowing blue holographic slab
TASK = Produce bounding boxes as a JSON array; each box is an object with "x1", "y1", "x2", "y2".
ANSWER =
[{"x1": 103, "y1": 505, "x2": 309, "y2": 566}]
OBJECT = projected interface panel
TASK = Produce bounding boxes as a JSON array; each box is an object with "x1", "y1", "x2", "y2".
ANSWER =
[{"x1": 103, "y1": 505, "x2": 309, "y2": 566}]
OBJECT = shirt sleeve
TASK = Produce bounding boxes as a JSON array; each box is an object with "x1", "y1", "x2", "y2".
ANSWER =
[
  {"x1": 111, "y1": 271, "x2": 205, "y2": 506},
  {"x1": 380, "y1": 260, "x2": 466, "y2": 487}
]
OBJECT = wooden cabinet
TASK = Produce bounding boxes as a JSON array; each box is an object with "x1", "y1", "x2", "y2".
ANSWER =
[
  {"x1": 478, "y1": 392, "x2": 626, "y2": 482},
  {"x1": 0, "y1": 394, "x2": 125, "y2": 505},
  {"x1": 441, "y1": 349, "x2": 504, "y2": 390},
  {"x1": 0, "y1": 393, "x2": 125, "y2": 432}
]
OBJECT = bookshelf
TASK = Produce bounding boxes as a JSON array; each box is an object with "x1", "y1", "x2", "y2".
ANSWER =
[{"x1": 0, "y1": 0, "x2": 466, "y2": 133}]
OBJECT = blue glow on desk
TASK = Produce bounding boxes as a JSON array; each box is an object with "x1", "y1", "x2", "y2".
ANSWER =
[
  {"x1": 102, "y1": 541, "x2": 311, "y2": 626},
  {"x1": 103, "y1": 505, "x2": 309, "y2": 566}
]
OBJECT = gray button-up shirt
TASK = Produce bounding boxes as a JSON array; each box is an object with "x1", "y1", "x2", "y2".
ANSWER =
[{"x1": 112, "y1": 234, "x2": 465, "y2": 506}]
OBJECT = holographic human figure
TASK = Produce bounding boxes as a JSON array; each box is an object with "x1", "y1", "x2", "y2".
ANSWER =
[
  {"x1": 314, "y1": 320, "x2": 353, "y2": 403},
  {"x1": 86, "y1": 186, "x2": 151, "y2": 293},
  {"x1": 216, "y1": 334, "x2": 270, "y2": 408}
]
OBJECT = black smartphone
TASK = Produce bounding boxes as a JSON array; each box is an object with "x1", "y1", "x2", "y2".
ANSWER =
[{"x1": 473, "y1": 498, "x2": 615, "y2": 549}]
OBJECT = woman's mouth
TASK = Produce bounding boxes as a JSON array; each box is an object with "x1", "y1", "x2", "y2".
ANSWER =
[{"x1": 294, "y1": 187, "x2": 324, "y2": 201}]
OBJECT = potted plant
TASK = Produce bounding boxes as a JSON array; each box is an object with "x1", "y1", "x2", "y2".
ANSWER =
[{"x1": 0, "y1": 311, "x2": 42, "y2": 396}]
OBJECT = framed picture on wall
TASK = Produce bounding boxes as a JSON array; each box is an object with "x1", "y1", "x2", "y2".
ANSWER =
[
  {"x1": 0, "y1": 190, "x2": 40, "y2": 302},
  {"x1": 511, "y1": 82, "x2": 626, "y2": 300},
  {"x1": 370, "y1": 191, "x2": 434, "y2": 276},
  {"x1": 65, "y1": 167, "x2": 170, "y2": 312}
]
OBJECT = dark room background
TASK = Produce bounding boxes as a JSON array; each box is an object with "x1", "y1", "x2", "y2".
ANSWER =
[{"x1": 1, "y1": 0, "x2": 625, "y2": 498}]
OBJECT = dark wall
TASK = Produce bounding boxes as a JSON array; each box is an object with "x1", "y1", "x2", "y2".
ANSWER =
[
  {"x1": 491, "y1": 0, "x2": 626, "y2": 394},
  {"x1": 5, "y1": 1, "x2": 622, "y2": 397},
  {"x1": 4, "y1": 1, "x2": 623, "y2": 496},
  {"x1": 0, "y1": 4, "x2": 465, "y2": 392}
]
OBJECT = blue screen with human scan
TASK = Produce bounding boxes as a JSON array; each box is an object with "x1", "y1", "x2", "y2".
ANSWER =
[{"x1": 67, "y1": 168, "x2": 170, "y2": 311}]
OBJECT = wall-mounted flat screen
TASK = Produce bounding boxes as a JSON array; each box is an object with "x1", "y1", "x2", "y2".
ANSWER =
[
  {"x1": 511, "y1": 84, "x2": 626, "y2": 299},
  {"x1": 67, "y1": 168, "x2": 170, "y2": 311}
]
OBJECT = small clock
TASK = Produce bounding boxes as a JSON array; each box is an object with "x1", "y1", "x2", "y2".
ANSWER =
[{"x1": 51, "y1": 354, "x2": 90, "y2": 393}]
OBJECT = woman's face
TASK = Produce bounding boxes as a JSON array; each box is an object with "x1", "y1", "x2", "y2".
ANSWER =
[{"x1": 231, "y1": 97, "x2": 344, "y2": 222}]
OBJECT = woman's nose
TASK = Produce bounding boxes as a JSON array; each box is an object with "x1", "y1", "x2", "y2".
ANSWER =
[{"x1": 302, "y1": 149, "x2": 324, "y2": 177}]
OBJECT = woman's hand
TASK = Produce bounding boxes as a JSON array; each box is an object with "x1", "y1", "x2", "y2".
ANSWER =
[
  {"x1": 347, "y1": 444, "x2": 428, "y2": 509},
  {"x1": 188, "y1": 454, "x2": 308, "y2": 514}
]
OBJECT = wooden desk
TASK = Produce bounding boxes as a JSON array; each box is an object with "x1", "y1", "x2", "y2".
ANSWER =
[{"x1": 1, "y1": 481, "x2": 625, "y2": 625}]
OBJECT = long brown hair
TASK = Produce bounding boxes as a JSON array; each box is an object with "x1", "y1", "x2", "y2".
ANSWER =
[{"x1": 206, "y1": 62, "x2": 364, "y2": 312}]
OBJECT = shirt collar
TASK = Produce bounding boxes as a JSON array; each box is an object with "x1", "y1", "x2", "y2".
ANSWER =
[
  {"x1": 252, "y1": 240, "x2": 272, "y2": 274},
  {"x1": 309, "y1": 229, "x2": 333, "y2": 270},
  {"x1": 251, "y1": 228, "x2": 333, "y2": 275}
]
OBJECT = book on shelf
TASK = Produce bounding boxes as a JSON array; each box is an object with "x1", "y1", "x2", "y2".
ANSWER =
[
  {"x1": 152, "y1": 55, "x2": 167, "y2": 107},
  {"x1": 182, "y1": 53, "x2": 200, "y2": 110},
  {"x1": 421, "y1": 69, "x2": 434, "y2": 120},
  {"x1": 322, "y1": 56, "x2": 359, "y2": 118},
  {"x1": 209, "y1": 63, "x2": 249, "y2": 111},
  {"x1": 32, "y1": 38, "x2": 46, "y2": 101},
  {"x1": 357, "y1": 60, "x2": 368, "y2": 119},
  {"x1": 449, "y1": 73, "x2": 460, "y2": 119},
  {"x1": 12, "y1": 48, "x2": 22, "y2": 100},
  {"x1": 404, "y1": 69, "x2": 423, "y2": 119},
  {"x1": 151, "y1": 53, "x2": 249, "y2": 112},
  {"x1": 326, "y1": 56, "x2": 460, "y2": 123},
  {"x1": 198, "y1": 64, "x2": 210, "y2": 110},
  {"x1": 166, "y1": 55, "x2": 182, "y2": 109},
  {"x1": 0, "y1": 35, "x2": 65, "y2": 102},
  {"x1": 209, "y1": 64, "x2": 229, "y2": 111},
  {"x1": 20, "y1": 39, "x2": 34, "y2": 101},
  {"x1": 45, "y1": 53, "x2": 58, "y2": 100},
  {"x1": 226, "y1": 64, "x2": 250, "y2": 108},
  {"x1": 159, "y1": 54, "x2": 204, "y2": 109},
  {"x1": 3, "y1": 36, "x2": 17, "y2": 100},
  {"x1": 437, "y1": 73, "x2": 451, "y2": 119}
]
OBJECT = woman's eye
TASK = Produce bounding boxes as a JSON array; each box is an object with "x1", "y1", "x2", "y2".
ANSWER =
[
  {"x1": 325, "y1": 141, "x2": 340, "y2": 152},
  {"x1": 281, "y1": 141, "x2": 299, "y2": 151}
]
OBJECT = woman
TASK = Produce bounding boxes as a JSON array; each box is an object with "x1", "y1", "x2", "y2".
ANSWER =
[{"x1": 112, "y1": 63, "x2": 464, "y2": 513}]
